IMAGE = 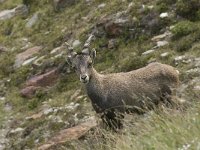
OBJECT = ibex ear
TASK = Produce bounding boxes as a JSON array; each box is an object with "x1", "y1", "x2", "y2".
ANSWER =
[
  {"x1": 90, "y1": 48, "x2": 96, "y2": 60},
  {"x1": 66, "y1": 52, "x2": 77, "y2": 68}
]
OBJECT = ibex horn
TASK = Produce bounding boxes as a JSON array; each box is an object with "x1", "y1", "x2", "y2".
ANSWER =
[
  {"x1": 83, "y1": 34, "x2": 95, "y2": 49},
  {"x1": 64, "y1": 42, "x2": 74, "y2": 53}
]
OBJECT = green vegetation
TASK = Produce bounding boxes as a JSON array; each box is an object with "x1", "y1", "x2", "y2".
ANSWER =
[
  {"x1": 171, "y1": 21, "x2": 198, "y2": 39},
  {"x1": 171, "y1": 21, "x2": 200, "y2": 52},
  {"x1": 176, "y1": 0, "x2": 200, "y2": 20},
  {"x1": 82, "y1": 104, "x2": 200, "y2": 150}
]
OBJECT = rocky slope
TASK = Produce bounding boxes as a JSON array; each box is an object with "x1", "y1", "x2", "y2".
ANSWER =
[{"x1": 0, "y1": 0, "x2": 200, "y2": 149}]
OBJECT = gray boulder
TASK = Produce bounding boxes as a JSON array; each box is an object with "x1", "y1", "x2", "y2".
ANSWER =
[
  {"x1": 26, "y1": 12, "x2": 39, "y2": 28},
  {"x1": 0, "y1": 4, "x2": 28, "y2": 21}
]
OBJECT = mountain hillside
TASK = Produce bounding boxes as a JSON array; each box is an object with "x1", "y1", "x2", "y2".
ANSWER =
[{"x1": 0, "y1": 0, "x2": 200, "y2": 149}]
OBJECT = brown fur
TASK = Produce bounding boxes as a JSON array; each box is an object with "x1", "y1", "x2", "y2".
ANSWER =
[
  {"x1": 84, "y1": 62, "x2": 179, "y2": 129},
  {"x1": 67, "y1": 42, "x2": 179, "y2": 129},
  {"x1": 86, "y1": 62, "x2": 179, "y2": 111}
]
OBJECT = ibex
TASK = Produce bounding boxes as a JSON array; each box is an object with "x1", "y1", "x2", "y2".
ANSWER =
[{"x1": 66, "y1": 35, "x2": 179, "y2": 129}]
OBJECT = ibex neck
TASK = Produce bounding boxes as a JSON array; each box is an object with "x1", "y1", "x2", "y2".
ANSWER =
[
  {"x1": 85, "y1": 67, "x2": 102, "y2": 90},
  {"x1": 85, "y1": 67, "x2": 104, "y2": 113},
  {"x1": 89, "y1": 67, "x2": 101, "y2": 83}
]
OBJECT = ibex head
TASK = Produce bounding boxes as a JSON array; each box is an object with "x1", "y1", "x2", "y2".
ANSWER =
[{"x1": 66, "y1": 35, "x2": 96, "y2": 84}]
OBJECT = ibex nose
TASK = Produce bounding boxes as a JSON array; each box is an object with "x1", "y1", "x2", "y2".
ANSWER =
[
  {"x1": 81, "y1": 75, "x2": 87, "y2": 80},
  {"x1": 80, "y1": 74, "x2": 89, "y2": 83}
]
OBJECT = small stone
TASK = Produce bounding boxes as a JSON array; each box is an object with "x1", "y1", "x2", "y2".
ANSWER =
[
  {"x1": 160, "y1": 12, "x2": 168, "y2": 18},
  {"x1": 194, "y1": 86, "x2": 200, "y2": 91},
  {"x1": 174, "y1": 55, "x2": 186, "y2": 62},
  {"x1": 142, "y1": 49, "x2": 155, "y2": 55},
  {"x1": 26, "y1": 69, "x2": 59, "y2": 87},
  {"x1": 0, "y1": 9, "x2": 15, "y2": 20},
  {"x1": 22, "y1": 56, "x2": 38, "y2": 66},
  {"x1": 156, "y1": 41, "x2": 169, "y2": 47},
  {"x1": 21, "y1": 42, "x2": 32, "y2": 50},
  {"x1": 26, "y1": 12, "x2": 39, "y2": 28},
  {"x1": 10, "y1": 128, "x2": 24, "y2": 134},
  {"x1": 0, "y1": 97, "x2": 5, "y2": 101},
  {"x1": 182, "y1": 59, "x2": 192, "y2": 64},
  {"x1": 43, "y1": 108, "x2": 54, "y2": 115},
  {"x1": 151, "y1": 31, "x2": 172, "y2": 41},
  {"x1": 70, "y1": 90, "x2": 81, "y2": 100},
  {"x1": 128, "y1": 2, "x2": 134, "y2": 8},
  {"x1": 33, "y1": 56, "x2": 45, "y2": 66},
  {"x1": 44, "y1": 31, "x2": 50, "y2": 35},
  {"x1": 76, "y1": 95, "x2": 84, "y2": 100},
  {"x1": 98, "y1": 3, "x2": 106, "y2": 9},
  {"x1": 20, "y1": 86, "x2": 40, "y2": 98},
  {"x1": 72, "y1": 40, "x2": 81, "y2": 48},
  {"x1": 52, "y1": 116, "x2": 63, "y2": 123},
  {"x1": 108, "y1": 39, "x2": 118, "y2": 49},
  {"x1": 147, "y1": 5, "x2": 154, "y2": 9},
  {"x1": 65, "y1": 102, "x2": 80, "y2": 111},
  {"x1": 160, "y1": 52, "x2": 169, "y2": 58},
  {"x1": 194, "y1": 58, "x2": 200, "y2": 67},
  {"x1": 114, "y1": 18, "x2": 129, "y2": 24},
  {"x1": 0, "y1": 45, "x2": 7, "y2": 52},
  {"x1": 186, "y1": 68, "x2": 200, "y2": 74},
  {"x1": 96, "y1": 11, "x2": 132, "y2": 37},
  {"x1": 34, "y1": 139, "x2": 39, "y2": 144},
  {"x1": 54, "y1": 53, "x2": 63, "y2": 58},
  {"x1": 4, "y1": 103, "x2": 12, "y2": 111},
  {"x1": 176, "y1": 97, "x2": 186, "y2": 104},
  {"x1": 38, "y1": 117, "x2": 97, "y2": 150},
  {"x1": 50, "y1": 46, "x2": 63, "y2": 54},
  {"x1": 73, "y1": 113, "x2": 79, "y2": 123},
  {"x1": 25, "y1": 112, "x2": 43, "y2": 120},
  {"x1": 0, "y1": 4, "x2": 28, "y2": 20},
  {"x1": 14, "y1": 46, "x2": 43, "y2": 68},
  {"x1": 53, "y1": 108, "x2": 59, "y2": 113}
]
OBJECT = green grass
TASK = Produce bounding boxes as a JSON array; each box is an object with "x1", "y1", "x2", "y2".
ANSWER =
[{"x1": 74, "y1": 100, "x2": 200, "y2": 150}]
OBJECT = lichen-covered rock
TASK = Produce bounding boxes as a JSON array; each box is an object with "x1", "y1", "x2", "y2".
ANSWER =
[
  {"x1": 25, "y1": 69, "x2": 59, "y2": 87},
  {"x1": 0, "y1": 4, "x2": 28, "y2": 21},
  {"x1": 38, "y1": 117, "x2": 97, "y2": 150},
  {"x1": 14, "y1": 46, "x2": 43, "y2": 68},
  {"x1": 160, "y1": 52, "x2": 169, "y2": 58},
  {"x1": 96, "y1": 12, "x2": 134, "y2": 37},
  {"x1": 26, "y1": 12, "x2": 39, "y2": 28},
  {"x1": 142, "y1": 49, "x2": 155, "y2": 55},
  {"x1": 151, "y1": 31, "x2": 172, "y2": 42},
  {"x1": 160, "y1": 12, "x2": 169, "y2": 18},
  {"x1": 0, "y1": 45, "x2": 7, "y2": 53},
  {"x1": 20, "y1": 86, "x2": 40, "y2": 98},
  {"x1": 156, "y1": 40, "x2": 169, "y2": 47},
  {"x1": 72, "y1": 40, "x2": 81, "y2": 48}
]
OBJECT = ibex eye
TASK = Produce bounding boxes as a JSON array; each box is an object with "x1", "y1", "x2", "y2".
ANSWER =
[{"x1": 88, "y1": 62, "x2": 92, "y2": 67}]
